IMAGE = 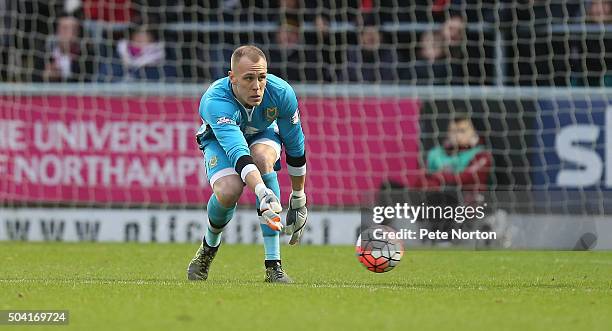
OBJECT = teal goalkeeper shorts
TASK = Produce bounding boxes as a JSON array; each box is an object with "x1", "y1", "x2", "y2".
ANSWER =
[{"x1": 199, "y1": 124, "x2": 282, "y2": 187}]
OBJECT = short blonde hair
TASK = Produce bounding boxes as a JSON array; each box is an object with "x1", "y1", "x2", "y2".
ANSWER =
[{"x1": 231, "y1": 45, "x2": 267, "y2": 70}]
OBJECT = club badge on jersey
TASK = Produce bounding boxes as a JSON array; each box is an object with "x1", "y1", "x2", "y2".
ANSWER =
[{"x1": 265, "y1": 107, "x2": 278, "y2": 121}]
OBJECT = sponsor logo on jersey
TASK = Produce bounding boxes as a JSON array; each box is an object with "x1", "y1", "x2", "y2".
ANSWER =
[
  {"x1": 265, "y1": 107, "x2": 278, "y2": 121},
  {"x1": 291, "y1": 109, "x2": 300, "y2": 124},
  {"x1": 216, "y1": 116, "x2": 236, "y2": 125}
]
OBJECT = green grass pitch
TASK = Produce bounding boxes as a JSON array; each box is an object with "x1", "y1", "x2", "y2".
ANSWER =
[{"x1": 1, "y1": 243, "x2": 611, "y2": 331}]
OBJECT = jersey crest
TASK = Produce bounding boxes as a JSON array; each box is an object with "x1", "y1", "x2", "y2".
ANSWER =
[{"x1": 265, "y1": 107, "x2": 278, "y2": 121}]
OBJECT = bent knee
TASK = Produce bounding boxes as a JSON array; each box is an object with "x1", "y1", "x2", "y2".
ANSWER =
[
  {"x1": 250, "y1": 145, "x2": 277, "y2": 173},
  {"x1": 213, "y1": 175, "x2": 243, "y2": 206}
]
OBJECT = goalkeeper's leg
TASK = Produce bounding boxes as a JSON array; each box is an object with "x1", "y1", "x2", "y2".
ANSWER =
[
  {"x1": 188, "y1": 142, "x2": 243, "y2": 281},
  {"x1": 251, "y1": 142, "x2": 292, "y2": 283},
  {"x1": 250, "y1": 127, "x2": 307, "y2": 245}
]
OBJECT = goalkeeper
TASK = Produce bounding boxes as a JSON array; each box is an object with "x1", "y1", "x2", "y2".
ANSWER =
[{"x1": 187, "y1": 45, "x2": 308, "y2": 283}]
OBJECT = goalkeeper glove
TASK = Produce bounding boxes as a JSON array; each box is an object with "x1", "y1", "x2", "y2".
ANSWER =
[
  {"x1": 285, "y1": 192, "x2": 308, "y2": 245},
  {"x1": 257, "y1": 185, "x2": 283, "y2": 231}
]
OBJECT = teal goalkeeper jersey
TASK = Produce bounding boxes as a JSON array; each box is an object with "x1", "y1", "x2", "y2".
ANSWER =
[{"x1": 196, "y1": 74, "x2": 305, "y2": 168}]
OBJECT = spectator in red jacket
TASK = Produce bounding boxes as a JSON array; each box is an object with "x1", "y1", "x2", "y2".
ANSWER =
[
  {"x1": 410, "y1": 115, "x2": 492, "y2": 245},
  {"x1": 419, "y1": 115, "x2": 492, "y2": 193}
]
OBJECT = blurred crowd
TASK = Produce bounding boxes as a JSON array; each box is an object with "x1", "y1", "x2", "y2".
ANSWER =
[{"x1": 1, "y1": 0, "x2": 611, "y2": 86}]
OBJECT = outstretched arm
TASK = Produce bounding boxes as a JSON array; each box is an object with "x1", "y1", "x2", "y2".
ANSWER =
[{"x1": 276, "y1": 85, "x2": 308, "y2": 244}]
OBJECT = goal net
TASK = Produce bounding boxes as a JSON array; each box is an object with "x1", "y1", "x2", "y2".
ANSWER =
[{"x1": 1, "y1": 1, "x2": 611, "y2": 247}]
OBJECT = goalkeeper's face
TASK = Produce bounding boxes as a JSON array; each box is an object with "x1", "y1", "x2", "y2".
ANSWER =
[{"x1": 229, "y1": 57, "x2": 268, "y2": 107}]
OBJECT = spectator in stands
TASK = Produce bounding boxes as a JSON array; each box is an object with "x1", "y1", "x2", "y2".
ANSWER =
[
  {"x1": 404, "y1": 14, "x2": 467, "y2": 84},
  {"x1": 98, "y1": 24, "x2": 177, "y2": 82},
  {"x1": 268, "y1": 21, "x2": 304, "y2": 82},
  {"x1": 15, "y1": 1, "x2": 82, "y2": 82},
  {"x1": 307, "y1": 12, "x2": 335, "y2": 81},
  {"x1": 419, "y1": 116, "x2": 492, "y2": 192},
  {"x1": 441, "y1": 15, "x2": 465, "y2": 49},
  {"x1": 42, "y1": 13, "x2": 96, "y2": 82},
  {"x1": 380, "y1": 115, "x2": 492, "y2": 195},
  {"x1": 418, "y1": 115, "x2": 492, "y2": 244},
  {"x1": 587, "y1": 0, "x2": 612, "y2": 23},
  {"x1": 440, "y1": 13, "x2": 472, "y2": 84},
  {"x1": 346, "y1": 20, "x2": 396, "y2": 82},
  {"x1": 379, "y1": 115, "x2": 492, "y2": 244},
  {"x1": 412, "y1": 30, "x2": 452, "y2": 84},
  {"x1": 301, "y1": 1, "x2": 350, "y2": 82},
  {"x1": 571, "y1": 0, "x2": 612, "y2": 86},
  {"x1": 412, "y1": 8, "x2": 496, "y2": 85}
]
